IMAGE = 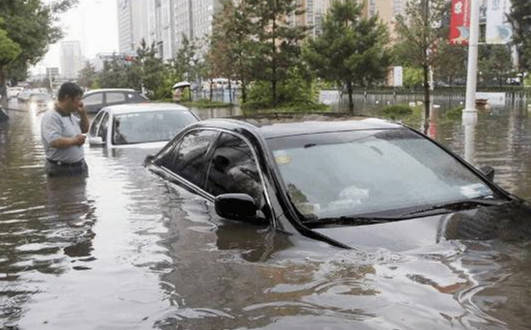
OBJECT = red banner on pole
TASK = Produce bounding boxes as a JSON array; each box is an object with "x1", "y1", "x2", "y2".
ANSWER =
[{"x1": 449, "y1": 0, "x2": 470, "y2": 45}]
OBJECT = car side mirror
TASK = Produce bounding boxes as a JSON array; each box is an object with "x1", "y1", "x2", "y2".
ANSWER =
[
  {"x1": 215, "y1": 193, "x2": 257, "y2": 221},
  {"x1": 89, "y1": 136, "x2": 104, "y2": 146},
  {"x1": 480, "y1": 166, "x2": 495, "y2": 181}
]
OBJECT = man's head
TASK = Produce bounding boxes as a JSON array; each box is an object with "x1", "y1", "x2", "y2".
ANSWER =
[{"x1": 57, "y1": 82, "x2": 84, "y2": 113}]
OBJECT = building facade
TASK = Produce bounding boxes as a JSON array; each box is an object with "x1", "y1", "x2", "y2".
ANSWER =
[{"x1": 60, "y1": 41, "x2": 83, "y2": 80}]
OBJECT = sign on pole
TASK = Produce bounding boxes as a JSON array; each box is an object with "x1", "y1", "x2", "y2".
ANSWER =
[
  {"x1": 393, "y1": 66, "x2": 403, "y2": 87},
  {"x1": 449, "y1": 0, "x2": 471, "y2": 45},
  {"x1": 485, "y1": 0, "x2": 512, "y2": 44}
]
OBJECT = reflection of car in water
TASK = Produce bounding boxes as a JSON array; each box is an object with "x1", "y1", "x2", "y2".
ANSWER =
[
  {"x1": 88, "y1": 103, "x2": 199, "y2": 149},
  {"x1": 145, "y1": 114, "x2": 531, "y2": 250},
  {"x1": 27, "y1": 93, "x2": 54, "y2": 114}
]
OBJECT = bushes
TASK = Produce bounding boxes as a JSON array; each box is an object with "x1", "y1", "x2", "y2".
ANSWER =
[
  {"x1": 243, "y1": 67, "x2": 325, "y2": 111},
  {"x1": 381, "y1": 104, "x2": 413, "y2": 117}
]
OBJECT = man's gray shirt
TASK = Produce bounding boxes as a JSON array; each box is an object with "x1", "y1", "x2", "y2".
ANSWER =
[{"x1": 41, "y1": 110, "x2": 84, "y2": 163}]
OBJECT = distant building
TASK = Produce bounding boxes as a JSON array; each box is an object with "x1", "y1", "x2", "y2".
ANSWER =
[
  {"x1": 173, "y1": 0, "x2": 221, "y2": 54},
  {"x1": 46, "y1": 67, "x2": 60, "y2": 81},
  {"x1": 117, "y1": 0, "x2": 177, "y2": 61},
  {"x1": 117, "y1": 0, "x2": 134, "y2": 53},
  {"x1": 60, "y1": 41, "x2": 83, "y2": 80}
]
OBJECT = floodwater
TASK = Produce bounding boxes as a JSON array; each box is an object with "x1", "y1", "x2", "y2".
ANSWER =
[{"x1": 1, "y1": 98, "x2": 530, "y2": 329}]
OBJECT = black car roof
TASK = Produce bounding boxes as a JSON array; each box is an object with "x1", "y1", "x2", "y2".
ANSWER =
[{"x1": 197, "y1": 113, "x2": 403, "y2": 139}]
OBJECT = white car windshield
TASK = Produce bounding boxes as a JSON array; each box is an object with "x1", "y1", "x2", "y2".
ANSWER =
[
  {"x1": 112, "y1": 110, "x2": 196, "y2": 145},
  {"x1": 267, "y1": 129, "x2": 494, "y2": 219}
]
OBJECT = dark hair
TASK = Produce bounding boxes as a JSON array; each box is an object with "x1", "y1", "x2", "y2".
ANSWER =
[{"x1": 57, "y1": 82, "x2": 83, "y2": 101}]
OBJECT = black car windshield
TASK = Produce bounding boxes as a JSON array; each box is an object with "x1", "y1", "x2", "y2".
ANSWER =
[
  {"x1": 267, "y1": 128, "x2": 494, "y2": 220},
  {"x1": 112, "y1": 110, "x2": 196, "y2": 145}
]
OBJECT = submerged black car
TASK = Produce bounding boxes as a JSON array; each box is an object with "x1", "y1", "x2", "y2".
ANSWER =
[{"x1": 145, "y1": 114, "x2": 531, "y2": 250}]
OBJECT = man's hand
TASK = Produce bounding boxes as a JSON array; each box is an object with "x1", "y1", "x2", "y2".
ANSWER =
[
  {"x1": 76, "y1": 101, "x2": 86, "y2": 115},
  {"x1": 73, "y1": 134, "x2": 86, "y2": 146}
]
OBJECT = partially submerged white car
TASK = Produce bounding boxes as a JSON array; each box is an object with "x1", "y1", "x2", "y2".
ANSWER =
[{"x1": 88, "y1": 103, "x2": 199, "y2": 149}]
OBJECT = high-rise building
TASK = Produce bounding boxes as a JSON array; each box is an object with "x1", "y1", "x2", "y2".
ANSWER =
[
  {"x1": 173, "y1": 0, "x2": 221, "y2": 53},
  {"x1": 117, "y1": 0, "x2": 134, "y2": 53},
  {"x1": 60, "y1": 41, "x2": 83, "y2": 79},
  {"x1": 118, "y1": 0, "x2": 177, "y2": 60}
]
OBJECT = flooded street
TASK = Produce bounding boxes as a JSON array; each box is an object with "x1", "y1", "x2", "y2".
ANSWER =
[{"x1": 1, "y1": 100, "x2": 531, "y2": 329}]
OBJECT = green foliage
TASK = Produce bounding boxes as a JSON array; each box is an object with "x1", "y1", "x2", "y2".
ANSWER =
[
  {"x1": 209, "y1": 0, "x2": 255, "y2": 103},
  {"x1": 78, "y1": 62, "x2": 98, "y2": 89},
  {"x1": 507, "y1": 0, "x2": 531, "y2": 71},
  {"x1": 403, "y1": 67, "x2": 423, "y2": 88},
  {"x1": 525, "y1": 75, "x2": 531, "y2": 87},
  {"x1": 246, "y1": 0, "x2": 308, "y2": 105},
  {"x1": 0, "y1": 27, "x2": 21, "y2": 66},
  {"x1": 0, "y1": 0, "x2": 77, "y2": 102},
  {"x1": 479, "y1": 45, "x2": 514, "y2": 86},
  {"x1": 381, "y1": 104, "x2": 414, "y2": 118},
  {"x1": 98, "y1": 56, "x2": 138, "y2": 89},
  {"x1": 244, "y1": 67, "x2": 320, "y2": 110},
  {"x1": 172, "y1": 35, "x2": 201, "y2": 83},
  {"x1": 132, "y1": 40, "x2": 173, "y2": 99},
  {"x1": 303, "y1": 0, "x2": 391, "y2": 112},
  {"x1": 394, "y1": 0, "x2": 448, "y2": 116},
  {"x1": 434, "y1": 42, "x2": 467, "y2": 85},
  {"x1": 443, "y1": 106, "x2": 464, "y2": 121}
]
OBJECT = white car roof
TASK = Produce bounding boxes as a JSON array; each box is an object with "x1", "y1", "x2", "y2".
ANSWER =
[
  {"x1": 85, "y1": 88, "x2": 137, "y2": 94},
  {"x1": 101, "y1": 102, "x2": 190, "y2": 115}
]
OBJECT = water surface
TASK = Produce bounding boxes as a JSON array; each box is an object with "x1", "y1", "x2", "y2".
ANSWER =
[{"x1": 1, "y1": 99, "x2": 530, "y2": 329}]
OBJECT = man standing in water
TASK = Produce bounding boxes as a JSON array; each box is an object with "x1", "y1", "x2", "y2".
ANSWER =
[{"x1": 41, "y1": 82, "x2": 89, "y2": 177}]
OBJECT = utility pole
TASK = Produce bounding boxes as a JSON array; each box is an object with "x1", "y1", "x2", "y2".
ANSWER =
[
  {"x1": 463, "y1": 0, "x2": 480, "y2": 115},
  {"x1": 462, "y1": 0, "x2": 480, "y2": 164}
]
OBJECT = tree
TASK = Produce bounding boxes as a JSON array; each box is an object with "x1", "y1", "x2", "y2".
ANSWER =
[
  {"x1": 99, "y1": 56, "x2": 137, "y2": 90},
  {"x1": 173, "y1": 35, "x2": 201, "y2": 84},
  {"x1": 0, "y1": 0, "x2": 78, "y2": 104},
  {"x1": 248, "y1": 0, "x2": 308, "y2": 106},
  {"x1": 479, "y1": 45, "x2": 513, "y2": 86},
  {"x1": 0, "y1": 25, "x2": 21, "y2": 105},
  {"x1": 132, "y1": 40, "x2": 169, "y2": 99},
  {"x1": 507, "y1": 0, "x2": 531, "y2": 71},
  {"x1": 395, "y1": 0, "x2": 447, "y2": 120},
  {"x1": 209, "y1": 0, "x2": 255, "y2": 103},
  {"x1": 433, "y1": 42, "x2": 467, "y2": 86},
  {"x1": 303, "y1": 0, "x2": 391, "y2": 113},
  {"x1": 78, "y1": 62, "x2": 98, "y2": 89}
]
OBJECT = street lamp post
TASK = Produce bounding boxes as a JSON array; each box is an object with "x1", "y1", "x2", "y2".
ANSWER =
[{"x1": 463, "y1": 0, "x2": 481, "y2": 115}]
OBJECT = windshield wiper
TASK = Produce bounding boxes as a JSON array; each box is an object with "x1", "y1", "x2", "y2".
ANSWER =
[
  {"x1": 400, "y1": 197, "x2": 508, "y2": 217},
  {"x1": 303, "y1": 215, "x2": 404, "y2": 227}
]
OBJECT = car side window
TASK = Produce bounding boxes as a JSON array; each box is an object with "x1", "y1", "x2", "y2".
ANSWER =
[
  {"x1": 158, "y1": 130, "x2": 218, "y2": 187},
  {"x1": 83, "y1": 93, "x2": 103, "y2": 106},
  {"x1": 89, "y1": 111, "x2": 105, "y2": 136},
  {"x1": 106, "y1": 92, "x2": 126, "y2": 104},
  {"x1": 205, "y1": 133, "x2": 266, "y2": 211},
  {"x1": 97, "y1": 112, "x2": 110, "y2": 141}
]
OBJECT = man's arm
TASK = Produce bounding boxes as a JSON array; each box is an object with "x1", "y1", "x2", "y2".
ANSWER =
[
  {"x1": 50, "y1": 135, "x2": 86, "y2": 148},
  {"x1": 77, "y1": 104, "x2": 89, "y2": 133}
]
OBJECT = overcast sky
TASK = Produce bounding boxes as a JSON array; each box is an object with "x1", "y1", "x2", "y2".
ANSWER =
[{"x1": 33, "y1": 0, "x2": 119, "y2": 74}]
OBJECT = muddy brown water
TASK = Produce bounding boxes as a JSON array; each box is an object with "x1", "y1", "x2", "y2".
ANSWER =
[{"x1": 1, "y1": 100, "x2": 530, "y2": 329}]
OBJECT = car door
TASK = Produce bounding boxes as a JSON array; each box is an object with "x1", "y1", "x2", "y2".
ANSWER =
[
  {"x1": 105, "y1": 91, "x2": 127, "y2": 107},
  {"x1": 88, "y1": 110, "x2": 106, "y2": 144},
  {"x1": 83, "y1": 92, "x2": 104, "y2": 113},
  {"x1": 155, "y1": 129, "x2": 219, "y2": 191},
  {"x1": 96, "y1": 111, "x2": 111, "y2": 146},
  {"x1": 204, "y1": 132, "x2": 270, "y2": 222}
]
